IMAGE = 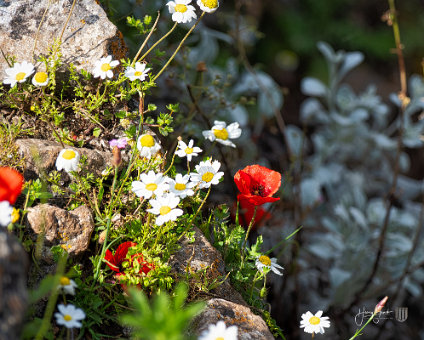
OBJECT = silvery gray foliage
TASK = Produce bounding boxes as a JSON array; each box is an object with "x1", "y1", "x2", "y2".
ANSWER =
[{"x1": 296, "y1": 42, "x2": 424, "y2": 323}]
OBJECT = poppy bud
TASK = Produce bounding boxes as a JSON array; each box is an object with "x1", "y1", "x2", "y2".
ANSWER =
[
  {"x1": 374, "y1": 296, "x2": 388, "y2": 314},
  {"x1": 196, "y1": 61, "x2": 207, "y2": 72},
  {"x1": 111, "y1": 146, "x2": 122, "y2": 167}
]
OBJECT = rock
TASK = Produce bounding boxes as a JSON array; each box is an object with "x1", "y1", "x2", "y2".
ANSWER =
[
  {"x1": 192, "y1": 298, "x2": 275, "y2": 340},
  {"x1": 169, "y1": 226, "x2": 246, "y2": 306},
  {"x1": 26, "y1": 204, "x2": 94, "y2": 255},
  {"x1": 0, "y1": 0, "x2": 127, "y2": 76},
  {"x1": 0, "y1": 231, "x2": 28, "y2": 340},
  {"x1": 15, "y1": 138, "x2": 118, "y2": 178}
]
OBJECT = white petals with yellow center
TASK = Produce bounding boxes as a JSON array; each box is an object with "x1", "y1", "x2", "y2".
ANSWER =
[
  {"x1": 197, "y1": 0, "x2": 219, "y2": 13},
  {"x1": 168, "y1": 173, "x2": 196, "y2": 198},
  {"x1": 190, "y1": 159, "x2": 223, "y2": 189},
  {"x1": 198, "y1": 321, "x2": 238, "y2": 340},
  {"x1": 137, "y1": 133, "x2": 162, "y2": 159},
  {"x1": 55, "y1": 149, "x2": 80, "y2": 174},
  {"x1": 32, "y1": 71, "x2": 49, "y2": 87},
  {"x1": 147, "y1": 193, "x2": 183, "y2": 226},
  {"x1": 54, "y1": 304, "x2": 86, "y2": 329},
  {"x1": 124, "y1": 62, "x2": 151, "y2": 81},
  {"x1": 255, "y1": 255, "x2": 284, "y2": 276},
  {"x1": 0, "y1": 201, "x2": 13, "y2": 227},
  {"x1": 58, "y1": 276, "x2": 78, "y2": 295},
  {"x1": 300, "y1": 310, "x2": 331, "y2": 335},
  {"x1": 176, "y1": 139, "x2": 202, "y2": 162},
  {"x1": 202, "y1": 121, "x2": 241, "y2": 148},
  {"x1": 131, "y1": 171, "x2": 169, "y2": 199},
  {"x1": 167, "y1": 0, "x2": 197, "y2": 23},
  {"x1": 3, "y1": 61, "x2": 35, "y2": 87},
  {"x1": 92, "y1": 55, "x2": 120, "y2": 79}
]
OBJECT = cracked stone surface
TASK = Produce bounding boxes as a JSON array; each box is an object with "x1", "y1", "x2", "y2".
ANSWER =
[
  {"x1": 0, "y1": 0, "x2": 127, "y2": 76},
  {"x1": 27, "y1": 204, "x2": 95, "y2": 255}
]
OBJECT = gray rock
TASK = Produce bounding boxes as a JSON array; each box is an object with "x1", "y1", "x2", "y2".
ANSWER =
[
  {"x1": 0, "y1": 231, "x2": 28, "y2": 340},
  {"x1": 0, "y1": 0, "x2": 127, "y2": 76},
  {"x1": 15, "y1": 138, "x2": 117, "y2": 178},
  {"x1": 26, "y1": 204, "x2": 94, "y2": 255},
  {"x1": 169, "y1": 226, "x2": 246, "y2": 306},
  {"x1": 192, "y1": 298, "x2": 275, "y2": 340}
]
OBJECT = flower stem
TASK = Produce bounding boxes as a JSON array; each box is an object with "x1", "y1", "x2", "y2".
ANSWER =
[
  {"x1": 138, "y1": 22, "x2": 178, "y2": 63},
  {"x1": 348, "y1": 312, "x2": 377, "y2": 340},
  {"x1": 132, "y1": 12, "x2": 161, "y2": 66},
  {"x1": 241, "y1": 205, "x2": 257, "y2": 260},
  {"x1": 153, "y1": 12, "x2": 205, "y2": 81},
  {"x1": 178, "y1": 185, "x2": 211, "y2": 241}
]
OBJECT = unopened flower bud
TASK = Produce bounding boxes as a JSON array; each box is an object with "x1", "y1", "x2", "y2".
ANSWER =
[
  {"x1": 374, "y1": 296, "x2": 388, "y2": 314},
  {"x1": 111, "y1": 146, "x2": 122, "y2": 167},
  {"x1": 196, "y1": 61, "x2": 207, "y2": 72},
  {"x1": 98, "y1": 230, "x2": 107, "y2": 244}
]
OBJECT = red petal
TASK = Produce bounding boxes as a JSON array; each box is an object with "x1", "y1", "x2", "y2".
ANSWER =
[
  {"x1": 234, "y1": 169, "x2": 252, "y2": 195},
  {"x1": 238, "y1": 193, "x2": 280, "y2": 206},
  {"x1": 241, "y1": 165, "x2": 281, "y2": 197},
  {"x1": 104, "y1": 249, "x2": 119, "y2": 272},
  {"x1": 238, "y1": 198, "x2": 271, "y2": 230},
  {"x1": 0, "y1": 167, "x2": 24, "y2": 204},
  {"x1": 114, "y1": 241, "x2": 137, "y2": 265}
]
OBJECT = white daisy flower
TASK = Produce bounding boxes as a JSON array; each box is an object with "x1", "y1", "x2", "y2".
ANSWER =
[
  {"x1": 167, "y1": 0, "x2": 197, "y2": 23},
  {"x1": 202, "y1": 121, "x2": 241, "y2": 148},
  {"x1": 255, "y1": 255, "x2": 284, "y2": 276},
  {"x1": 55, "y1": 149, "x2": 80, "y2": 174},
  {"x1": 58, "y1": 276, "x2": 78, "y2": 295},
  {"x1": 54, "y1": 304, "x2": 85, "y2": 329},
  {"x1": 32, "y1": 71, "x2": 49, "y2": 87},
  {"x1": 198, "y1": 321, "x2": 238, "y2": 340},
  {"x1": 0, "y1": 201, "x2": 13, "y2": 227},
  {"x1": 137, "y1": 133, "x2": 162, "y2": 159},
  {"x1": 168, "y1": 173, "x2": 196, "y2": 198},
  {"x1": 190, "y1": 159, "x2": 223, "y2": 189},
  {"x1": 131, "y1": 171, "x2": 169, "y2": 199},
  {"x1": 300, "y1": 310, "x2": 331, "y2": 335},
  {"x1": 3, "y1": 61, "x2": 35, "y2": 87},
  {"x1": 92, "y1": 55, "x2": 120, "y2": 79},
  {"x1": 147, "y1": 193, "x2": 183, "y2": 226},
  {"x1": 124, "y1": 62, "x2": 151, "y2": 81},
  {"x1": 197, "y1": 0, "x2": 219, "y2": 13},
  {"x1": 176, "y1": 139, "x2": 202, "y2": 162}
]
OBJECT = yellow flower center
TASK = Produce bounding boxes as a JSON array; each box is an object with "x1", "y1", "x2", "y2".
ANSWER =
[
  {"x1": 146, "y1": 183, "x2": 158, "y2": 191},
  {"x1": 201, "y1": 0, "x2": 218, "y2": 9},
  {"x1": 101, "y1": 63, "x2": 111, "y2": 72},
  {"x1": 60, "y1": 277, "x2": 70, "y2": 286},
  {"x1": 160, "y1": 206, "x2": 171, "y2": 215},
  {"x1": 174, "y1": 183, "x2": 186, "y2": 191},
  {"x1": 64, "y1": 314, "x2": 73, "y2": 322},
  {"x1": 62, "y1": 150, "x2": 76, "y2": 160},
  {"x1": 175, "y1": 4, "x2": 188, "y2": 12},
  {"x1": 202, "y1": 172, "x2": 214, "y2": 182},
  {"x1": 140, "y1": 135, "x2": 155, "y2": 147},
  {"x1": 259, "y1": 255, "x2": 271, "y2": 266},
  {"x1": 213, "y1": 128, "x2": 228, "y2": 140},
  {"x1": 185, "y1": 147, "x2": 193, "y2": 154},
  {"x1": 134, "y1": 71, "x2": 143, "y2": 76},
  {"x1": 15, "y1": 72, "x2": 26, "y2": 81},
  {"x1": 309, "y1": 316, "x2": 321, "y2": 325},
  {"x1": 215, "y1": 338, "x2": 225, "y2": 340},
  {"x1": 11, "y1": 208, "x2": 20, "y2": 223},
  {"x1": 34, "y1": 71, "x2": 48, "y2": 83}
]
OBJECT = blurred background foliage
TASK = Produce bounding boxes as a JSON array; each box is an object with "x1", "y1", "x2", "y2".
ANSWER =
[{"x1": 100, "y1": 1, "x2": 424, "y2": 339}]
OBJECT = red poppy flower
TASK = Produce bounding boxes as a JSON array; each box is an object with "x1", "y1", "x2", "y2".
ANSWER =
[
  {"x1": 104, "y1": 241, "x2": 153, "y2": 277},
  {"x1": 234, "y1": 165, "x2": 281, "y2": 206},
  {"x1": 238, "y1": 198, "x2": 271, "y2": 231},
  {"x1": 0, "y1": 167, "x2": 24, "y2": 205}
]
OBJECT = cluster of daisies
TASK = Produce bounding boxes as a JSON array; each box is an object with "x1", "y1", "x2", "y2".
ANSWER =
[
  {"x1": 167, "y1": 0, "x2": 219, "y2": 24},
  {"x1": 133, "y1": 134, "x2": 223, "y2": 226}
]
